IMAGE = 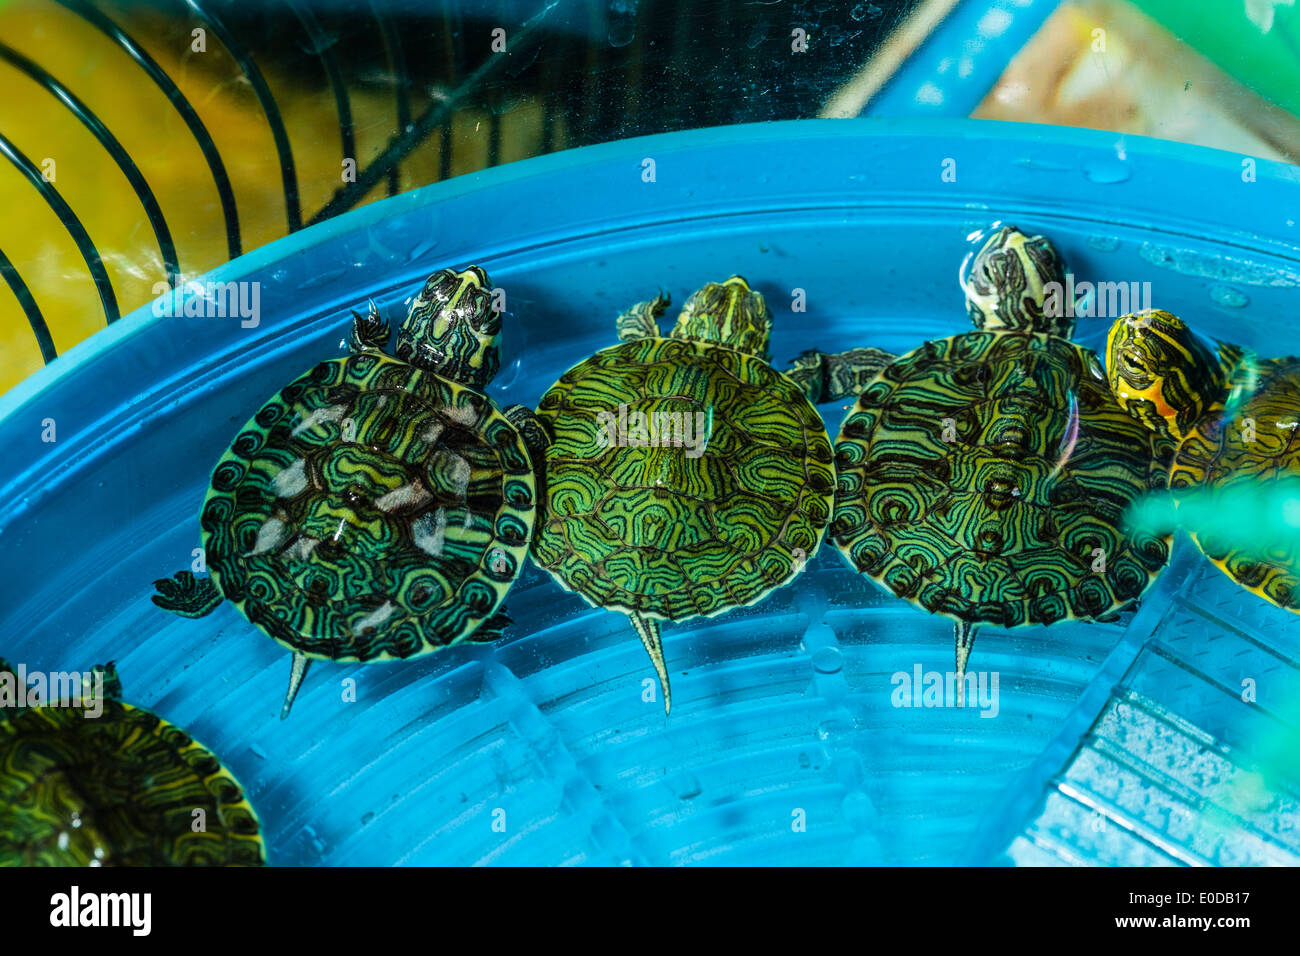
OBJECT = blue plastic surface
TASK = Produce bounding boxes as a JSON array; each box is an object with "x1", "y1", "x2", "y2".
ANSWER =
[
  {"x1": 2, "y1": 119, "x2": 1299, "y2": 865},
  {"x1": 864, "y1": 0, "x2": 1062, "y2": 118}
]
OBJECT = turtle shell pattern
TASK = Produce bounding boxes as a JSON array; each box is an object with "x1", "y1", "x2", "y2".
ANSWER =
[
  {"x1": 833, "y1": 331, "x2": 1172, "y2": 627},
  {"x1": 201, "y1": 350, "x2": 535, "y2": 662},
  {"x1": 1168, "y1": 356, "x2": 1300, "y2": 611},
  {"x1": 0, "y1": 700, "x2": 264, "y2": 866},
  {"x1": 532, "y1": 336, "x2": 835, "y2": 620}
]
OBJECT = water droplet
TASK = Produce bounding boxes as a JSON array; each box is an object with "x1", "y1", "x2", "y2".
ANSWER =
[
  {"x1": 812, "y1": 646, "x2": 843, "y2": 674},
  {"x1": 1209, "y1": 285, "x2": 1249, "y2": 308},
  {"x1": 406, "y1": 237, "x2": 439, "y2": 263},
  {"x1": 607, "y1": 0, "x2": 638, "y2": 47},
  {"x1": 608, "y1": 20, "x2": 635, "y2": 47},
  {"x1": 297, "y1": 265, "x2": 349, "y2": 291},
  {"x1": 816, "y1": 714, "x2": 854, "y2": 741},
  {"x1": 667, "y1": 772, "x2": 702, "y2": 800},
  {"x1": 1083, "y1": 158, "x2": 1131, "y2": 184}
]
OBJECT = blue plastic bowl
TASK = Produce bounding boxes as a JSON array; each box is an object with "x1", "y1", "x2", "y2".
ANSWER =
[{"x1": 3, "y1": 119, "x2": 1299, "y2": 865}]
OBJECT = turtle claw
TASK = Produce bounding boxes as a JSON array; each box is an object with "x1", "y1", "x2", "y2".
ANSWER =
[
  {"x1": 151, "y1": 570, "x2": 221, "y2": 618},
  {"x1": 350, "y1": 299, "x2": 391, "y2": 352},
  {"x1": 468, "y1": 611, "x2": 512, "y2": 644}
]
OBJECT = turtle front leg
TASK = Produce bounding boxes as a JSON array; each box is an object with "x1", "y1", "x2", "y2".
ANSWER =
[
  {"x1": 350, "y1": 299, "x2": 391, "y2": 352},
  {"x1": 467, "y1": 610, "x2": 512, "y2": 643},
  {"x1": 151, "y1": 570, "x2": 222, "y2": 618},
  {"x1": 784, "y1": 347, "x2": 895, "y2": 404},
  {"x1": 616, "y1": 291, "x2": 671, "y2": 342}
]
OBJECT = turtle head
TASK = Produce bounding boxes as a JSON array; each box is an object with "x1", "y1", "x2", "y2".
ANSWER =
[
  {"x1": 669, "y1": 275, "x2": 772, "y2": 361},
  {"x1": 396, "y1": 266, "x2": 500, "y2": 388},
  {"x1": 963, "y1": 225, "x2": 1071, "y2": 336},
  {"x1": 1105, "y1": 309, "x2": 1230, "y2": 441}
]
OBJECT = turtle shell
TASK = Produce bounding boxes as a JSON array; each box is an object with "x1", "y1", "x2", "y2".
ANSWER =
[
  {"x1": 532, "y1": 336, "x2": 834, "y2": 620},
  {"x1": 0, "y1": 699, "x2": 264, "y2": 866},
  {"x1": 201, "y1": 350, "x2": 535, "y2": 662},
  {"x1": 832, "y1": 331, "x2": 1171, "y2": 628},
  {"x1": 1167, "y1": 357, "x2": 1300, "y2": 611}
]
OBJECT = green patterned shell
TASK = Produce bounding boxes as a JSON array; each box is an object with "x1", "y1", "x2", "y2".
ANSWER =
[
  {"x1": 0, "y1": 699, "x2": 264, "y2": 866},
  {"x1": 832, "y1": 331, "x2": 1171, "y2": 628},
  {"x1": 201, "y1": 350, "x2": 535, "y2": 662},
  {"x1": 532, "y1": 336, "x2": 835, "y2": 619},
  {"x1": 1167, "y1": 357, "x2": 1300, "y2": 611}
]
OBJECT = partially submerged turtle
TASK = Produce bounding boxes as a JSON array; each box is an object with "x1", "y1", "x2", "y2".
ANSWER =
[
  {"x1": 1105, "y1": 308, "x2": 1300, "y2": 612},
  {"x1": 831, "y1": 225, "x2": 1173, "y2": 674},
  {"x1": 0, "y1": 659, "x2": 265, "y2": 865},
  {"x1": 152, "y1": 267, "x2": 540, "y2": 717},
  {"x1": 530, "y1": 277, "x2": 885, "y2": 713}
]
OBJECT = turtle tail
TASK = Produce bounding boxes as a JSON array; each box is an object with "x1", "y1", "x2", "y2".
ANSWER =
[
  {"x1": 630, "y1": 613, "x2": 672, "y2": 715},
  {"x1": 954, "y1": 620, "x2": 978, "y2": 681},
  {"x1": 280, "y1": 652, "x2": 312, "y2": 721}
]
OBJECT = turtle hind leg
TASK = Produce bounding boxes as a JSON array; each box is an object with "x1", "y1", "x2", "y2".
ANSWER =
[
  {"x1": 350, "y1": 299, "x2": 391, "y2": 352},
  {"x1": 151, "y1": 570, "x2": 222, "y2": 618},
  {"x1": 630, "y1": 612, "x2": 672, "y2": 715},
  {"x1": 503, "y1": 403, "x2": 553, "y2": 463},
  {"x1": 280, "y1": 652, "x2": 312, "y2": 721},
  {"x1": 616, "y1": 291, "x2": 671, "y2": 342},
  {"x1": 784, "y1": 347, "x2": 895, "y2": 403},
  {"x1": 87, "y1": 662, "x2": 123, "y2": 701},
  {"x1": 467, "y1": 610, "x2": 512, "y2": 644}
]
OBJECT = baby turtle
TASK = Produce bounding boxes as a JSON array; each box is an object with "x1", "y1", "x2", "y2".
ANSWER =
[
  {"x1": 152, "y1": 267, "x2": 541, "y2": 717},
  {"x1": 529, "y1": 277, "x2": 890, "y2": 713},
  {"x1": 832, "y1": 226, "x2": 1173, "y2": 675},
  {"x1": 0, "y1": 659, "x2": 265, "y2": 865},
  {"x1": 1106, "y1": 308, "x2": 1300, "y2": 613}
]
